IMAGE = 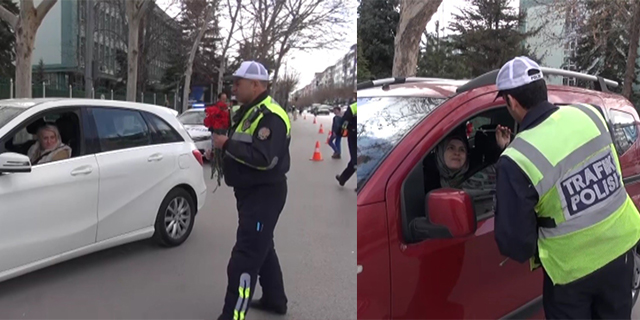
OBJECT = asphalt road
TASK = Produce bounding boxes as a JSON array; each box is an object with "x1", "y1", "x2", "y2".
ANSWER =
[{"x1": 0, "y1": 113, "x2": 357, "y2": 319}]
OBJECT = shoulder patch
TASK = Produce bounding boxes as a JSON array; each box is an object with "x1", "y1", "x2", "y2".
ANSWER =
[{"x1": 257, "y1": 127, "x2": 271, "y2": 140}]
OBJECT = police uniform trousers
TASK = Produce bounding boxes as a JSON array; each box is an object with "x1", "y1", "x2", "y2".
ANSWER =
[
  {"x1": 337, "y1": 130, "x2": 357, "y2": 185},
  {"x1": 543, "y1": 248, "x2": 634, "y2": 319},
  {"x1": 220, "y1": 180, "x2": 288, "y2": 319}
]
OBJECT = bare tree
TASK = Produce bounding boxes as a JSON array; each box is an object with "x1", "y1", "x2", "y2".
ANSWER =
[
  {"x1": 241, "y1": 0, "x2": 350, "y2": 97},
  {"x1": 0, "y1": 0, "x2": 57, "y2": 98},
  {"x1": 125, "y1": 0, "x2": 151, "y2": 101},
  {"x1": 273, "y1": 70, "x2": 300, "y2": 105},
  {"x1": 392, "y1": 0, "x2": 442, "y2": 77},
  {"x1": 216, "y1": 0, "x2": 242, "y2": 95},
  {"x1": 182, "y1": 3, "x2": 215, "y2": 113}
]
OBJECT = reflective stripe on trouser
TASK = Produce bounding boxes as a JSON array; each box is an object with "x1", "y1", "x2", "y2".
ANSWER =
[{"x1": 234, "y1": 273, "x2": 251, "y2": 320}]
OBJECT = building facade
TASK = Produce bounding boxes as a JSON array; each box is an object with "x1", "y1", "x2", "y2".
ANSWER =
[
  {"x1": 520, "y1": 0, "x2": 638, "y2": 91},
  {"x1": 31, "y1": 0, "x2": 178, "y2": 90},
  {"x1": 294, "y1": 43, "x2": 357, "y2": 100}
]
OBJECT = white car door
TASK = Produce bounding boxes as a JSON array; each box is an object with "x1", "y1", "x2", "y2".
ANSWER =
[
  {"x1": 0, "y1": 112, "x2": 98, "y2": 273},
  {"x1": 90, "y1": 108, "x2": 181, "y2": 242}
]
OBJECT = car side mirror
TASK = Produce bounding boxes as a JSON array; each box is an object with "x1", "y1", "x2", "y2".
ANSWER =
[
  {"x1": 0, "y1": 152, "x2": 32, "y2": 174},
  {"x1": 426, "y1": 188, "x2": 476, "y2": 237}
]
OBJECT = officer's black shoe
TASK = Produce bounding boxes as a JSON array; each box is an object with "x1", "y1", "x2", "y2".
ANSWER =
[
  {"x1": 250, "y1": 299, "x2": 287, "y2": 315},
  {"x1": 336, "y1": 175, "x2": 345, "y2": 187}
]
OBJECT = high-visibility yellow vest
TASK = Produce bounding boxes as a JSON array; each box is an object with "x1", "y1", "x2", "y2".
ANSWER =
[
  {"x1": 501, "y1": 103, "x2": 640, "y2": 285},
  {"x1": 226, "y1": 96, "x2": 290, "y2": 170}
]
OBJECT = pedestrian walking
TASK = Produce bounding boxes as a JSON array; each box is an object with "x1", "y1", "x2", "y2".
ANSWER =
[
  {"x1": 329, "y1": 106, "x2": 343, "y2": 159},
  {"x1": 336, "y1": 90, "x2": 357, "y2": 188},
  {"x1": 212, "y1": 60, "x2": 291, "y2": 320},
  {"x1": 493, "y1": 56, "x2": 640, "y2": 319}
]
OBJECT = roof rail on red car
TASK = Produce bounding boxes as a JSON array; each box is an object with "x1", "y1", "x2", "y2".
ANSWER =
[
  {"x1": 455, "y1": 67, "x2": 619, "y2": 94},
  {"x1": 357, "y1": 77, "x2": 458, "y2": 91}
]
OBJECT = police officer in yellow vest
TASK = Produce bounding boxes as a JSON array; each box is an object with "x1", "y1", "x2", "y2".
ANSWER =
[
  {"x1": 212, "y1": 61, "x2": 290, "y2": 320},
  {"x1": 336, "y1": 90, "x2": 357, "y2": 189},
  {"x1": 493, "y1": 56, "x2": 640, "y2": 319}
]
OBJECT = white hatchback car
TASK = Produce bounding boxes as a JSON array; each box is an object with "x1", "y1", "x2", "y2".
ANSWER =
[
  {"x1": 0, "y1": 98, "x2": 207, "y2": 283},
  {"x1": 177, "y1": 109, "x2": 210, "y2": 154}
]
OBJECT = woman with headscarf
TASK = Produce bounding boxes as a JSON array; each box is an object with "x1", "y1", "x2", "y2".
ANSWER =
[
  {"x1": 27, "y1": 124, "x2": 72, "y2": 165},
  {"x1": 423, "y1": 125, "x2": 511, "y2": 194}
]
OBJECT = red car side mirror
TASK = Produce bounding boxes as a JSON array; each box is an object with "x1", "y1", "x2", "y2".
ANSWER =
[{"x1": 426, "y1": 188, "x2": 477, "y2": 237}]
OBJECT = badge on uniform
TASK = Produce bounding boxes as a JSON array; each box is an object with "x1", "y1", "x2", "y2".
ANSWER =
[
  {"x1": 257, "y1": 127, "x2": 271, "y2": 140},
  {"x1": 242, "y1": 119, "x2": 251, "y2": 131}
]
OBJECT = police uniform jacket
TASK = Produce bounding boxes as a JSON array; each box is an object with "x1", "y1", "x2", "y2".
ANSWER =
[{"x1": 222, "y1": 91, "x2": 290, "y2": 189}]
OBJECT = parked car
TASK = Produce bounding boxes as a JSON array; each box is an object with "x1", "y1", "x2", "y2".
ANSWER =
[
  {"x1": 314, "y1": 105, "x2": 332, "y2": 116},
  {"x1": 177, "y1": 108, "x2": 210, "y2": 154},
  {"x1": 0, "y1": 98, "x2": 207, "y2": 283},
  {"x1": 356, "y1": 71, "x2": 640, "y2": 319}
]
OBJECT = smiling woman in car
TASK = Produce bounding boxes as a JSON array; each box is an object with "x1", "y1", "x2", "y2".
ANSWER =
[{"x1": 27, "y1": 124, "x2": 72, "y2": 165}]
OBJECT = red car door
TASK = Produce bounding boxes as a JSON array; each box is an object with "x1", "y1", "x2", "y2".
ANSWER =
[{"x1": 384, "y1": 90, "x2": 542, "y2": 319}]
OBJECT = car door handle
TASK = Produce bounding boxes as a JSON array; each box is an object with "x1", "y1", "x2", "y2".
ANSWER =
[
  {"x1": 148, "y1": 154, "x2": 164, "y2": 162},
  {"x1": 71, "y1": 166, "x2": 93, "y2": 176}
]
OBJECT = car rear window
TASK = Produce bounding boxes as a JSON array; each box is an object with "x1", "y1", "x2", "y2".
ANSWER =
[
  {"x1": 0, "y1": 106, "x2": 24, "y2": 129},
  {"x1": 357, "y1": 96, "x2": 446, "y2": 189}
]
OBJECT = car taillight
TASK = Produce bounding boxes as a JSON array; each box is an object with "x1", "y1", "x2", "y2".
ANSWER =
[{"x1": 192, "y1": 149, "x2": 203, "y2": 166}]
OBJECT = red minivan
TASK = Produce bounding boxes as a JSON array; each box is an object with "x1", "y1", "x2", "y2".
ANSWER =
[{"x1": 356, "y1": 69, "x2": 640, "y2": 319}]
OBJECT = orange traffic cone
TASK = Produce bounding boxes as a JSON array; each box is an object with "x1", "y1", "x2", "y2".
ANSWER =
[
  {"x1": 326, "y1": 132, "x2": 331, "y2": 144},
  {"x1": 310, "y1": 141, "x2": 323, "y2": 161},
  {"x1": 318, "y1": 124, "x2": 325, "y2": 134},
  {"x1": 313, "y1": 116, "x2": 317, "y2": 124}
]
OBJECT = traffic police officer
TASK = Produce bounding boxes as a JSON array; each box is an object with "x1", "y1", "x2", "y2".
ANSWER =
[
  {"x1": 493, "y1": 56, "x2": 640, "y2": 318},
  {"x1": 212, "y1": 61, "x2": 290, "y2": 320},
  {"x1": 335, "y1": 90, "x2": 357, "y2": 189}
]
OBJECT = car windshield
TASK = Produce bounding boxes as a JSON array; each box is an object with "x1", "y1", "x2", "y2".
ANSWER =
[
  {"x1": 178, "y1": 111, "x2": 206, "y2": 125},
  {"x1": 0, "y1": 106, "x2": 24, "y2": 129},
  {"x1": 357, "y1": 96, "x2": 446, "y2": 189}
]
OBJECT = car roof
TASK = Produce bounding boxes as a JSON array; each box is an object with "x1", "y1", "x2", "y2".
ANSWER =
[
  {"x1": 357, "y1": 81, "x2": 467, "y2": 99},
  {"x1": 356, "y1": 79, "x2": 631, "y2": 108},
  {"x1": 1, "y1": 98, "x2": 177, "y2": 114}
]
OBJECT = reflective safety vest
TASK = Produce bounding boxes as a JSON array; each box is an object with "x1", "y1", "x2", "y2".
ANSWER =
[
  {"x1": 227, "y1": 96, "x2": 291, "y2": 170},
  {"x1": 350, "y1": 102, "x2": 357, "y2": 116},
  {"x1": 501, "y1": 103, "x2": 640, "y2": 285},
  {"x1": 229, "y1": 104, "x2": 241, "y2": 126}
]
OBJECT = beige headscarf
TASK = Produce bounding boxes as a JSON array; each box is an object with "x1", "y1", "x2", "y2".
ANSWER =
[{"x1": 27, "y1": 125, "x2": 72, "y2": 165}]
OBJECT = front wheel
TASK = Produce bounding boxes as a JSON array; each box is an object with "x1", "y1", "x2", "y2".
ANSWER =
[{"x1": 153, "y1": 188, "x2": 195, "y2": 247}]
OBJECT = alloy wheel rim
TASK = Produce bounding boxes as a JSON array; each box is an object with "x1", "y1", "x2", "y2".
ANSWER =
[{"x1": 164, "y1": 196, "x2": 191, "y2": 239}]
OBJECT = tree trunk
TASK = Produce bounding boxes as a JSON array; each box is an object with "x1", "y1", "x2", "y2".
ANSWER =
[
  {"x1": 182, "y1": 6, "x2": 214, "y2": 113},
  {"x1": 126, "y1": 17, "x2": 140, "y2": 101},
  {"x1": 392, "y1": 0, "x2": 443, "y2": 77},
  {"x1": 623, "y1": 0, "x2": 640, "y2": 99},
  {"x1": 15, "y1": 18, "x2": 36, "y2": 98},
  {"x1": 217, "y1": 59, "x2": 225, "y2": 96}
]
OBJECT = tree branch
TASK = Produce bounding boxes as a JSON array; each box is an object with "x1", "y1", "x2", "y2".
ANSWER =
[
  {"x1": 0, "y1": 3, "x2": 18, "y2": 28},
  {"x1": 35, "y1": 0, "x2": 58, "y2": 25}
]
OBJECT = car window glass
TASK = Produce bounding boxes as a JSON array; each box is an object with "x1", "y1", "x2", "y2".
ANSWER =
[
  {"x1": 92, "y1": 108, "x2": 150, "y2": 152},
  {"x1": 0, "y1": 106, "x2": 24, "y2": 129},
  {"x1": 178, "y1": 111, "x2": 206, "y2": 125},
  {"x1": 609, "y1": 109, "x2": 638, "y2": 156},
  {"x1": 147, "y1": 113, "x2": 183, "y2": 143},
  {"x1": 357, "y1": 96, "x2": 446, "y2": 190}
]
